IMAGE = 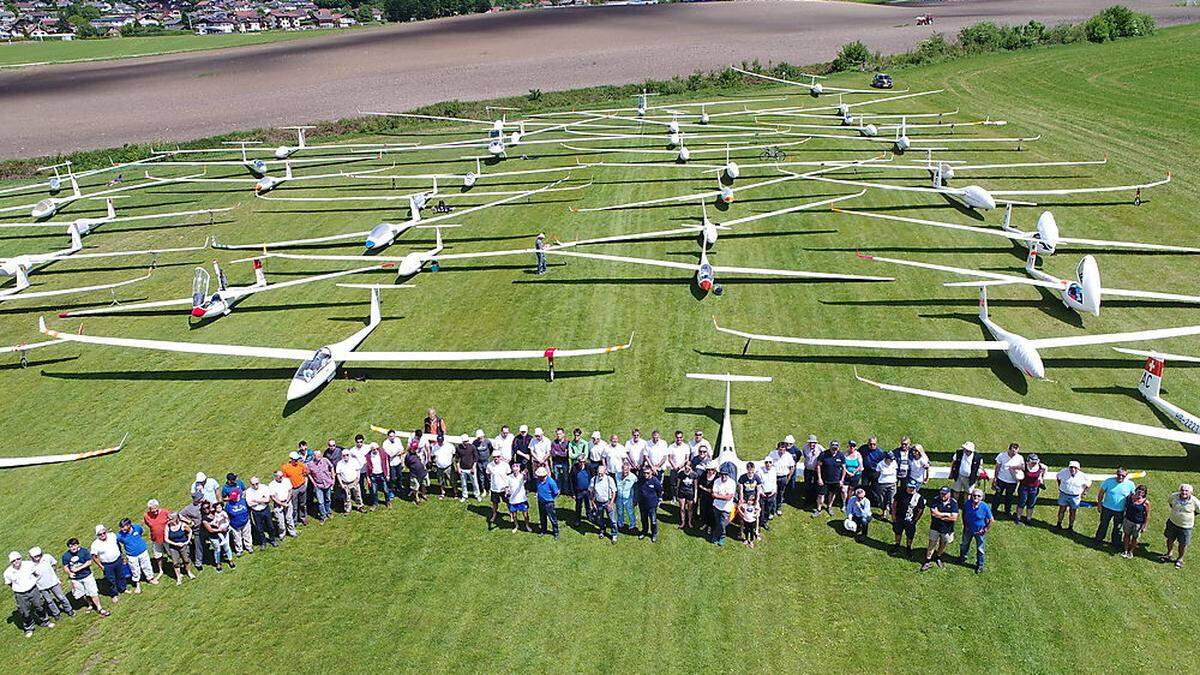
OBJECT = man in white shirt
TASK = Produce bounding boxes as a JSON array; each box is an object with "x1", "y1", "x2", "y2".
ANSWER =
[
  {"x1": 587, "y1": 431, "x2": 605, "y2": 472},
  {"x1": 433, "y1": 439, "x2": 457, "y2": 499},
  {"x1": 646, "y1": 430, "x2": 668, "y2": 476},
  {"x1": 244, "y1": 476, "x2": 277, "y2": 547},
  {"x1": 711, "y1": 468, "x2": 737, "y2": 546},
  {"x1": 486, "y1": 454, "x2": 513, "y2": 530},
  {"x1": 769, "y1": 443, "x2": 797, "y2": 516},
  {"x1": 29, "y1": 547, "x2": 72, "y2": 619},
  {"x1": 992, "y1": 443, "x2": 1025, "y2": 518},
  {"x1": 530, "y1": 428, "x2": 552, "y2": 477},
  {"x1": 335, "y1": 454, "x2": 364, "y2": 513},
  {"x1": 90, "y1": 524, "x2": 125, "y2": 599},
  {"x1": 268, "y1": 472, "x2": 296, "y2": 535},
  {"x1": 1055, "y1": 460, "x2": 1092, "y2": 531},
  {"x1": 5, "y1": 552, "x2": 52, "y2": 636},
  {"x1": 588, "y1": 463, "x2": 618, "y2": 543},
  {"x1": 760, "y1": 458, "x2": 778, "y2": 528},
  {"x1": 382, "y1": 429, "x2": 407, "y2": 498},
  {"x1": 875, "y1": 452, "x2": 898, "y2": 518},
  {"x1": 604, "y1": 434, "x2": 627, "y2": 476},
  {"x1": 625, "y1": 429, "x2": 648, "y2": 471},
  {"x1": 494, "y1": 426, "x2": 515, "y2": 464}
]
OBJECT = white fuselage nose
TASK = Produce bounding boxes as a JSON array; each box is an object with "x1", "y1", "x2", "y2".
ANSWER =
[
  {"x1": 1005, "y1": 336, "x2": 1046, "y2": 379},
  {"x1": 702, "y1": 221, "x2": 718, "y2": 247},
  {"x1": 192, "y1": 294, "x2": 228, "y2": 318},
  {"x1": 72, "y1": 218, "x2": 102, "y2": 236},
  {"x1": 958, "y1": 185, "x2": 997, "y2": 211},
  {"x1": 668, "y1": 132, "x2": 682, "y2": 148},
  {"x1": 488, "y1": 140, "x2": 505, "y2": 156},
  {"x1": 894, "y1": 136, "x2": 910, "y2": 153},
  {"x1": 510, "y1": 131, "x2": 521, "y2": 145},
  {"x1": 940, "y1": 164, "x2": 955, "y2": 182},
  {"x1": 699, "y1": 113, "x2": 710, "y2": 125},
  {"x1": 31, "y1": 199, "x2": 59, "y2": 220},
  {"x1": 274, "y1": 146, "x2": 293, "y2": 160},
  {"x1": 696, "y1": 263, "x2": 715, "y2": 291},
  {"x1": 255, "y1": 176, "x2": 279, "y2": 194},
  {"x1": 398, "y1": 253, "x2": 425, "y2": 277},
  {"x1": 724, "y1": 162, "x2": 740, "y2": 180},
  {"x1": 836, "y1": 104, "x2": 850, "y2": 118},
  {"x1": 245, "y1": 159, "x2": 267, "y2": 177},
  {"x1": 1062, "y1": 255, "x2": 1102, "y2": 317},
  {"x1": 810, "y1": 83, "x2": 823, "y2": 97},
  {"x1": 48, "y1": 177, "x2": 62, "y2": 193},
  {"x1": 667, "y1": 121, "x2": 680, "y2": 134},
  {"x1": 860, "y1": 124, "x2": 878, "y2": 137},
  {"x1": 0, "y1": 260, "x2": 20, "y2": 276},
  {"x1": 464, "y1": 173, "x2": 478, "y2": 188},
  {"x1": 365, "y1": 223, "x2": 397, "y2": 251},
  {"x1": 287, "y1": 357, "x2": 338, "y2": 400},
  {"x1": 1033, "y1": 211, "x2": 1059, "y2": 254},
  {"x1": 678, "y1": 147, "x2": 691, "y2": 162}
]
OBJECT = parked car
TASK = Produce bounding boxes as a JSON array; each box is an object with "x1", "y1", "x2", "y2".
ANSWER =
[
  {"x1": 871, "y1": 73, "x2": 894, "y2": 89},
  {"x1": 915, "y1": 14, "x2": 933, "y2": 25}
]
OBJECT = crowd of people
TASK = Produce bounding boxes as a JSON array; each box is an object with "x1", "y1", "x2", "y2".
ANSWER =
[{"x1": 5, "y1": 408, "x2": 1199, "y2": 638}]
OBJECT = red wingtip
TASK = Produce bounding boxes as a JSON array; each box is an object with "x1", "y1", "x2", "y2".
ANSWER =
[
  {"x1": 57, "y1": 312, "x2": 69, "y2": 318},
  {"x1": 855, "y1": 252, "x2": 874, "y2": 261}
]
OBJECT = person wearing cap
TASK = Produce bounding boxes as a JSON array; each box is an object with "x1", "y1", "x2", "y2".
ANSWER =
[
  {"x1": 844, "y1": 487, "x2": 872, "y2": 544},
  {"x1": 711, "y1": 465, "x2": 737, "y2": 546},
  {"x1": 769, "y1": 441, "x2": 796, "y2": 515},
  {"x1": 1015, "y1": 454, "x2": 1047, "y2": 526},
  {"x1": 1120, "y1": 485, "x2": 1150, "y2": 559},
  {"x1": 697, "y1": 462, "x2": 717, "y2": 534},
  {"x1": 635, "y1": 464, "x2": 664, "y2": 542},
  {"x1": 759, "y1": 457, "x2": 777, "y2": 529},
  {"x1": 404, "y1": 443, "x2": 430, "y2": 505},
  {"x1": 534, "y1": 466, "x2": 561, "y2": 538},
  {"x1": 842, "y1": 441, "x2": 864, "y2": 508},
  {"x1": 957, "y1": 488, "x2": 993, "y2": 573},
  {"x1": 363, "y1": 440, "x2": 393, "y2": 507},
  {"x1": 335, "y1": 452, "x2": 366, "y2": 514},
  {"x1": 801, "y1": 434, "x2": 825, "y2": 509},
  {"x1": 507, "y1": 463, "x2": 531, "y2": 533},
  {"x1": 948, "y1": 441, "x2": 983, "y2": 504},
  {"x1": 921, "y1": 487, "x2": 959, "y2": 571},
  {"x1": 1095, "y1": 467, "x2": 1136, "y2": 548},
  {"x1": 586, "y1": 431, "x2": 604, "y2": 476},
  {"x1": 456, "y1": 434, "x2": 481, "y2": 502},
  {"x1": 572, "y1": 456, "x2": 592, "y2": 525},
  {"x1": 178, "y1": 492, "x2": 207, "y2": 569},
  {"x1": 675, "y1": 460, "x2": 698, "y2": 530},
  {"x1": 471, "y1": 430, "x2": 495, "y2": 494},
  {"x1": 588, "y1": 463, "x2": 618, "y2": 543},
  {"x1": 512, "y1": 425, "x2": 533, "y2": 480},
  {"x1": 61, "y1": 538, "x2": 108, "y2": 615},
  {"x1": 813, "y1": 441, "x2": 846, "y2": 517},
  {"x1": 90, "y1": 525, "x2": 125, "y2": 599},
  {"x1": 875, "y1": 451, "x2": 899, "y2": 522},
  {"x1": 486, "y1": 454, "x2": 513, "y2": 530},
  {"x1": 534, "y1": 232, "x2": 547, "y2": 274},
  {"x1": 281, "y1": 451, "x2": 311, "y2": 528},
  {"x1": 992, "y1": 443, "x2": 1024, "y2": 518},
  {"x1": 530, "y1": 427, "x2": 552, "y2": 486},
  {"x1": 1162, "y1": 483, "x2": 1200, "y2": 569},
  {"x1": 244, "y1": 476, "x2": 277, "y2": 548},
  {"x1": 117, "y1": 518, "x2": 157, "y2": 592},
  {"x1": 5, "y1": 552, "x2": 53, "y2": 637},
  {"x1": 1054, "y1": 461, "x2": 1091, "y2": 531},
  {"x1": 164, "y1": 513, "x2": 196, "y2": 584},
  {"x1": 616, "y1": 459, "x2": 638, "y2": 533},
  {"x1": 567, "y1": 428, "x2": 589, "y2": 495},
  {"x1": 269, "y1": 471, "x2": 297, "y2": 536},
  {"x1": 224, "y1": 488, "x2": 253, "y2": 555},
  {"x1": 191, "y1": 472, "x2": 220, "y2": 506},
  {"x1": 28, "y1": 547, "x2": 73, "y2": 620},
  {"x1": 860, "y1": 436, "x2": 885, "y2": 503},
  {"x1": 200, "y1": 502, "x2": 235, "y2": 572},
  {"x1": 221, "y1": 472, "x2": 246, "y2": 502},
  {"x1": 307, "y1": 450, "x2": 336, "y2": 522},
  {"x1": 550, "y1": 427, "x2": 571, "y2": 494},
  {"x1": 143, "y1": 499, "x2": 171, "y2": 581}
]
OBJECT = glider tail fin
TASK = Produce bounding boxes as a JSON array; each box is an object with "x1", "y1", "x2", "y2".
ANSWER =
[
  {"x1": 1139, "y1": 355, "x2": 1164, "y2": 400},
  {"x1": 1002, "y1": 202, "x2": 1013, "y2": 230},
  {"x1": 67, "y1": 223, "x2": 83, "y2": 252},
  {"x1": 284, "y1": 161, "x2": 293, "y2": 180},
  {"x1": 12, "y1": 265, "x2": 31, "y2": 293},
  {"x1": 1024, "y1": 246, "x2": 1038, "y2": 272},
  {"x1": 978, "y1": 286, "x2": 989, "y2": 322},
  {"x1": 252, "y1": 258, "x2": 266, "y2": 287}
]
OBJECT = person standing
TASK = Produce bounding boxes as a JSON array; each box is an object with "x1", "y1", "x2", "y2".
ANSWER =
[
  {"x1": 844, "y1": 488, "x2": 872, "y2": 543},
  {"x1": 616, "y1": 460, "x2": 638, "y2": 533},
  {"x1": 61, "y1": 539, "x2": 109, "y2": 616},
  {"x1": 647, "y1": 430, "x2": 668, "y2": 479},
  {"x1": 433, "y1": 439, "x2": 456, "y2": 500},
  {"x1": 473, "y1": 430, "x2": 495, "y2": 494},
  {"x1": 269, "y1": 471, "x2": 296, "y2": 536},
  {"x1": 201, "y1": 503, "x2": 235, "y2": 572},
  {"x1": 813, "y1": 441, "x2": 846, "y2": 516},
  {"x1": 948, "y1": 441, "x2": 982, "y2": 503},
  {"x1": 801, "y1": 435, "x2": 825, "y2": 509},
  {"x1": 424, "y1": 408, "x2": 447, "y2": 438},
  {"x1": 1015, "y1": 454, "x2": 1047, "y2": 526},
  {"x1": 535, "y1": 232, "x2": 547, "y2": 274},
  {"x1": 625, "y1": 428, "x2": 648, "y2": 472},
  {"x1": 224, "y1": 489, "x2": 253, "y2": 556},
  {"x1": 307, "y1": 450, "x2": 336, "y2": 522},
  {"x1": 363, "y1": 441, "x2": 392, "y2": 507},
  {"x1": 957, "y1": 488, "x2": 993, "y2": 573},
  {"x1": 567, "y1": 428, "x2": 588, "y2": 495},
  {"x1": 550, "y1": 428, "x2": 571, "y2": 495},
  {"x1": 281, "y1": 452, "x2": 310, "y2": 526},
  {"x1": 587, "y1": 431, "x2": 605, "y2": 475},
  {"x1": 530, "y1": 428, "x2": 552, "y2": 483},
  {"x1": 178, "y1": 493, "x2": 206, "y2": 570},
  {"x1": 572, "y1": 457, "x2": 591, "y2": 526},
  {"x1": 512, "y1": 425, "x2": 533, "y2": 478},
  {"x1": 604, "y1": 434, "x2": 628, "y2": 479},
  {"x1": 244, "y1": 476, "x2": 277, "y2": 548},
  {"x1": 405, "y1": 446, "x2": 430, "y2": 505},
  {"x1": 382, "y1": 429, "x2": 407, "y2": 499},
  {"x1": 738, "y1": 462, "x2": 763, "y2": 504},
  {"x1": 221, "y1": 472, "x2": 246, "y2": 502},
  {"x1": 116, "y1": 518, "x2": 157, "y2": 593},
  {"x1": 861, "y1": 436, "x2": 884, "y2": 503},
  {"x1": 142, "y1": 499, "x2": 170, "y2": 581},
  {"x1": 1054, "y1": 461, "x2": 1091, "y2": 531},
  {"x1": 907, "y1": 444, "x2": 931, "y2": 486},
  {"x1": 689, "y1": 430, "x2": 713, "y2": 460},
  {"x1": 740, "y1": 493, "x2": 760, "y2": 548},
  {"x1": 507, "y1": 464, "x2": 531, "y2": 533},
  {"x1": 921, "y1": 487, "x2": 959, "y2": 571},
  {"x1": 780, "y1": 434, "x2": 799, "y2": 500},
  {"x1": 589, "y1": 463, "x2": 618, "y2": 543},
  {"x1": 190, "y1": 472, "x2": 220, "y2": 506},
  {"x1": 5, "y1": 552, "x2": 52, "y2": 637},
  {"x1": 697, "y1": 463, "x2": 717, "y2": 535},
  {"x1": 457, "y1": 436, "x2": 480, "y2": 502},
  {"x1": 842, "y1": 441, "x2": 863, "y2": 507},
  {"x1": 335, "y1": 453, "x2": 365, "y2": 513},
  {"x1": 494, "y1": 425, "x2": 515, "y2": 466},
  {"x1": 759, "y1": 457, "x2": 777, "y2": 530},
  {"x1": 89, "y1": 525, "x2": 125, "y2": 600},
  {"x1": 675, "y1": 463, "x2": 698, "y2": 530},
  {"x1": 1120, "y1": 485, "x2": 1150, "y2": 559},
  {"x1": 1162, "y1": 483, "x2": 1200, "y2": 569},
  {"x1": 892, "y1": 437, "x2": 913, "y2": 489},
  {"x1": 992, "y1": 443, "x2": 1025, "y2": 518},
  {"x1": 636, "y1": 465, "x2": 663, "y2": 542},
  {"x1": 534, "y1": 467, "x2": 560, "y2": 539},
  {"x1": 711, "y1": 467, "x2": 737, "y2": 546},
  {"x1": 666, "y1": 431, "x2": 690, "y2": 492},
  {"x1": 28, "y1": 547, "x2": 73, "y2": 620},
  {"x1": 875, "y1": 452, "x2": 898, "y2": 521},
  {"x1": 163, "y1": 514, "x2": 196, "y2": 584},
  {"x1": 486, "y1": 454, "x2": 512, "y2": 530},
  {"x1": 1095, "y1": 467, "x2": 1136, "y2": 548},
  {"x1": 768, "y1": 442, "x2": 795, "y2": 516}
]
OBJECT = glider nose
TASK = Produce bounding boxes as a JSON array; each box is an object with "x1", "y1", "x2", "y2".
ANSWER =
[{"x1": 698, "y1": 279, "x2": 713, "y2": 292}]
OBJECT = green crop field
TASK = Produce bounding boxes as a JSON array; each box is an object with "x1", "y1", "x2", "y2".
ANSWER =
[
  {"x1": 0, "y1": 28, "x2": 365, "y2": 68},
  {"x1": 1, "y1": 24, "x2": 1199, "y2": 671}
]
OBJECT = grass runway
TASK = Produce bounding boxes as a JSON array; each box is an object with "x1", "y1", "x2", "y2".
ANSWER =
[{"x1": 1, "y1": 25, "x2": 1199, "y2": 669}]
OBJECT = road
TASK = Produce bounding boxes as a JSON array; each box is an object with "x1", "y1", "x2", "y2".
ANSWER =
[{"x1": 0, "y1": 0, "x2": 1193, "y2": 159}]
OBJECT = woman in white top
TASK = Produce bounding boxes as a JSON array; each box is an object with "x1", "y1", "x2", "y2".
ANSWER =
[{"x1": 507, "y1": 466, "x2": 530, "y2": 533}]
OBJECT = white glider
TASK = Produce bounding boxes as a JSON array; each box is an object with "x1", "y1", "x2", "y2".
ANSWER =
[
  {"x1": 0, "y1": 434, "x2": 129, "y2": 470},
  {"x1": 730, "y1": 66, "x2": 895, "y2": 98},
  {"x1": 0, "y1": 171, "x2": 205, "y2": 220},
  {"x1": 0, "y1": 197, "x2": 232, "y2": 237}
]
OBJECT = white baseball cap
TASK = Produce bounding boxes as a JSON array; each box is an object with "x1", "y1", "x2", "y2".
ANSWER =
[
  {"x1": 195, "y1": 472, "x2": 207, "y2": 482},
  {"x1": 147, "y1": 499, "x2": 160, "y2": 508},
  {"x1": 961, "y1": 441, "x2": 975, "y2": 452},
  {"x1": 7, "y1": 551, "x2": 19, "y2": 563},
  {"x1": 535, "y1": 467, "x2": 548, "y2": 477},
  {"x1": 95, "y1": 524, "x2": 107, "y2": 534},
  {"x1": 807, "y1": 434, "x2": 818, "y2": 443},
  {"x1": 475, "y1": 429, "x2": 485, "y2": 438},
  {"x1": 28, "y1": 547, "x2": 42, "y2": 558},
  {"x1": 784, "y1": 434, "x2": 796, "y2": 444},
  {"x1": 289, "y1": 451, "x2": 301, "y2": 460},
  {"x1": 1068, "y1": 460, "x2": 1081, "y2": 469},
  {"x1": 534, "y1": 427, "x2": 543, "y2": 436},
  {"x1": 591, "y1": 431, "x2": 602, "y2": 440},
  {"x1": 518, "y1": 424, "x2": 529, "y2": 433}
]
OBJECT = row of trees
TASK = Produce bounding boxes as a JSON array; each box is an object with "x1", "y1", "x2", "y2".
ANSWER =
[{"x1": 384, "y1": 0, "x2": 490, "y2": 23}]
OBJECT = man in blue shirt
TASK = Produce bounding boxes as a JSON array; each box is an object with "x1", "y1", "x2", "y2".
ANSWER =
[
  {"x1": 116, "y1": 519, "x2": 158, "y2": 593},
  {"x1": 534, "y1": 467, "x2": 561, "y2": 539},
  {"x1": 957, "y1": 488, "x2": 994, "y2": 573},
  {"x1": 861, "y1": 436, "x2": 885, "y2": 504},
  {"x1": 636, "y1": 466, "x2": 664, "y2": 542},
  {"x1": 1095, "y1": 467, "x2": 1135, "y2": 548},
  {"x1": 572, "y1": 458, "x2": 591, "y2": 527},
  {"x1": 61, "y1": 539, "x2": 108, "y2": 616}
]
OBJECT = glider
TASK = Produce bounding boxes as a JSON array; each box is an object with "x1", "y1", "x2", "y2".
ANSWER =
[
  {"x1": 0, "y1": 171, "x2": 205, "y2": 220},
  {"x1": 686, "y1": 372, "x2": 773, "y2": 477},
  {"x1": 142, "y1": 162, "x2": 395, "y2": 195},
  {"x1": 1113, "y1": 349, "x2": 1200, "y2": 436},
  {"x1": 0, "y1": 197, "x2": 232, "y2": 238},
  {"x1": 714, "y1": 286, "x2": 1200, "y2": 380},
  {"x1": 0, "y1": 434, "x2": 128, "y2": 470},
  {"x1": 40, "y1": 288, "x2": 633, "y2": 401},
  {"x1": 0, "y1": 157, "x2": 167, "y2": 199},
  {"x1": 730, "y1": 66, "x2": 900, "y2": 98}
]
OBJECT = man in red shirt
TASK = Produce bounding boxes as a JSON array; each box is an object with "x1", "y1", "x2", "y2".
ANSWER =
[{"x1": 143, "y1": 499, "x2": 171, "y2": 580}]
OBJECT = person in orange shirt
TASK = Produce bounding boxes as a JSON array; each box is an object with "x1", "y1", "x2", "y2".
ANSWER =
[{"x1": 281, "y1": 452, "x2": 310, "y2": 530}]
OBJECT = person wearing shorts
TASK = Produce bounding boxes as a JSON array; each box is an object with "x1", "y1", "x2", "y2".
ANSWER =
[
  {"x1": 486, "y1": 454, "x2": 512, "y2": 530},
  {"x1": 164, "y1": 513, "x2": 196, "y2": 585},
  {"x1": 813, "y1": 441, "x2": 846, "y2": 517},
  {"x1": 921, "y1": 487, "x2": 959, "y2": 571},
  {"x1": 891, "y1": 480, "x2": 925, "y2": 557},
  {"x1": 1015, "y1": 455, "x2": 1046, "y2": 526},
  {"x1": 1162, "y1": 483, "x2": 1200, "y2": 569},
  {"x1": 1055, "y1": 461, "x2": 1091, "y2": 531},
  {"x1": 60, "y1": 539, "x2": 108, "y2": 616},
  {"x1": 507, "y1": 465, "x2": 531, "y2": 533},
  {"x1": 1120, "y1": 485, "x2": 1150, "y2": 559},
  {"x1": 947, "y1": 441, "x2": 982, "y2": 503}
]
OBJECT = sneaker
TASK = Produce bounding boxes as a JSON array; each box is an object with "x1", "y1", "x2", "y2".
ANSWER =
[
  {"x1": 974, "y1": 567, "x2": 983, "y2": 574},
  {"x1": 920, "y1": 562, "x2": 933, "y2": 572},
  {"x1": 936, "y1": 558, "x2": 945, "y2": 569},
  {"x1": 46, "y1": 622, "x2": 55, "y2": 628},
  {"x1": 811, "y1": 510, "x2": 821, "y2": 518},
  {"x1": 638, "y1": 534, "x2": 646, "y2": 540},
  {"x1": 67, "y1": 610, "x2": 76, "y2": 618},
  {"x1": 148, "y1": 578, "x2": 160, "y2": 585},
  {"x1": 187, "y1": 571, "x2": 196, "y2": 579},
  {"x1": 24, "y1": 630, "x2": 32, "y2": 638},
  {"x1": 98, "y1": 609, "x2": 111, "y2": 617},
  {"x1": 228, "y1": 560, "x2": 236, "y2": 569},
  {"x1": 651, "y1": 536, "x2": 657, "y2": 543}
]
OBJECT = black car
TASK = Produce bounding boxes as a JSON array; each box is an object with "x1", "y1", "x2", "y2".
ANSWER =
[{"x1": 872, "y1": 73, "x2": 894, "y2": 89}]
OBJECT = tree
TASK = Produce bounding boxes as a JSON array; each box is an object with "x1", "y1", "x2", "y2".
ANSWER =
[
  {"x1": 384, "y1": 0, "x2": 418, "y2": 21},
  {"x1": 832, "y1": 41, "x2": 871, "y2": 72}
]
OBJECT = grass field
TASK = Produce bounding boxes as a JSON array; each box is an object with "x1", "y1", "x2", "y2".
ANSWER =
[
  {"x1": 1, "y1": 24, "x2": 1199, "y2": 670},
  {"x1": 0, "y1": 28, "x2": 366, "y2": 68}
]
